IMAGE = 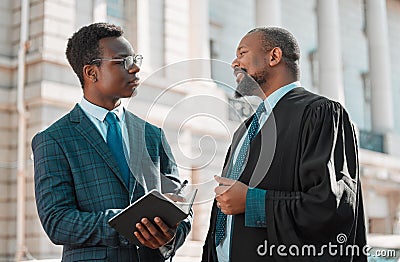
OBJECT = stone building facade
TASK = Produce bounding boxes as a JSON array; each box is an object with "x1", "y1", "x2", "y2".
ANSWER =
[{"x1": 0, "y1": 0, "x2": 399, "y2": 261}]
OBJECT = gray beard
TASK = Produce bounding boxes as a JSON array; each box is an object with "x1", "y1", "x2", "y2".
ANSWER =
[{"x1": 234, "y1": 70, "x2": 264, "y2": 98}]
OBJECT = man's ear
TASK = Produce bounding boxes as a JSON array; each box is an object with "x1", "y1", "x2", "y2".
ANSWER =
[
  {"x1": 83, "y1": 64, "x2": 99, "y2": 83},
  {"x1": 269, "y1": 47, "x2": 283, "y2": 66}
]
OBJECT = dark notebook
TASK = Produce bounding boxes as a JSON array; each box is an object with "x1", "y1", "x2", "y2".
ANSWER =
[{"x1": 108, "y1": 189, "x2": 197, "y2": 245}]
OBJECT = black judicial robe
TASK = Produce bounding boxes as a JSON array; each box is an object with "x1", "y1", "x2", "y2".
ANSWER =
[{"x1": 202, "y1": 87, "x2": 367, "y2": 262}]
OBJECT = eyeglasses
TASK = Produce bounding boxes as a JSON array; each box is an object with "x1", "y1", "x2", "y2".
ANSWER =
[{"x1": 90, "y1": 54, "x2": 143, "y2": 70}]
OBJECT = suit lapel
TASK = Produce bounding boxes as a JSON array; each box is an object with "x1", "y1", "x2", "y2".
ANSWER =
[
  {"x1": 125, "y1": 111, "x2": 145, "y2": 198},
  {"x1": 70, "y1": 104, "x2": 129, "y2": 191},
  {"x1": 221, "y1": 119, "x2": 249, "y2": 177},
  {"x1": 224, "y1": 111, "x2": 272, "y2": 182}
]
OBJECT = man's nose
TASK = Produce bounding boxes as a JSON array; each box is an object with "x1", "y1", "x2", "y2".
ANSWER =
[
  {"x1": 231, "y1": 58, "x2": 239, "y2": 69},
  {"x1": 128, "y1": 64, "x2": 140, "y2": 74}
]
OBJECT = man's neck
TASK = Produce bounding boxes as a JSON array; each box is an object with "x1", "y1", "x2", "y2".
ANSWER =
[
  {"x1": 261, "y1": 76, "x2": 298, "y2": 98},
  {"x1": 83, "y1": 95, "x2": 122, "y2": 111}
]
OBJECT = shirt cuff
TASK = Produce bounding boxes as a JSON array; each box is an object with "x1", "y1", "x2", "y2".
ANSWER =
[
  {"x1": 158, "y1": 235, "x2": 176, "y2": 259},
  {"x1": 245, "y1": 187, "x2": 267, "y2": 228}
]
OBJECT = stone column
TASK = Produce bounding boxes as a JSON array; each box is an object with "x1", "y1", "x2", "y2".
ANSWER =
[
  {"x1": 316, "y1": 0, "x2": 345, "y2": 104},
  {"x1": 189, "y1": 0, "x2": 210, "y2": 78},
  {"x1": 365, "y1": 0, "x2": 394, "y2": 134},
  {"x1": 137, "y1": 0, "x2": 164, "y2": 73},
  {"x1": 255, "y1": 0, "x2": 281, "y2": 27}
]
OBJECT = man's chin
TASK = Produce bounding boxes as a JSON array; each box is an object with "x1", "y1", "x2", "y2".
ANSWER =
[
  {"x1": 132, "y1": 88, "x2": 138, "y2": 97},
  {"x1": 233, "y1": 72, "x2": 263, "y2": 99},
  {"x1": 234, "y1": 86, "x2": 258, "y2": 98},
  {"x1": 128, "y1": 88, "x2": 138, "y2": 98}
]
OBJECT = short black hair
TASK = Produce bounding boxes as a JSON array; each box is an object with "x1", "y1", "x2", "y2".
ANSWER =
[
  {"x1": 66, "y1": 22, "x2": 124, "y2": 87},
  {"x1": 248, "y1": 27, "x2": 300, "y2": 79}
]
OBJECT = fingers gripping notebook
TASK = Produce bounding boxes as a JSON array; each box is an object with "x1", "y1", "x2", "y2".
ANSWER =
[{"x1": 108, "y1": 189, "x2": 197, "y2": 245}]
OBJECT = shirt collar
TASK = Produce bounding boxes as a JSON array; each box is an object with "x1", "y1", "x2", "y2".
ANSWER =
[
  {"x1": 264, "y1": 81, "x2": 301, "y2": 112},
  {"x1": 79, "y1": 98, "x2": 125, "y2": 122}
]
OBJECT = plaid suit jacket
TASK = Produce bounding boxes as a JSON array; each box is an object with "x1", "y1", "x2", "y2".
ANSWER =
[{"x1": 32, "y1": 104, "x2": 191, "y2": 262}]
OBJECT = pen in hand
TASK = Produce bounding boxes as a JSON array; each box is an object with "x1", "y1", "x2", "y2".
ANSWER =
[{"x1": 175, "y1": 180, "x2": 188, "y2": 195}]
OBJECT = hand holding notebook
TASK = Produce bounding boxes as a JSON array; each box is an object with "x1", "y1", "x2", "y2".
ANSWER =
[{"x1": 108, "y1": 188, "x2": 197, "y2": 246}]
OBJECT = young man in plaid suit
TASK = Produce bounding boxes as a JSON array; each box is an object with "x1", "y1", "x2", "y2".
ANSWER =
[{"x1": 32, "y1": 23, "x2": 191, "y2": 261}]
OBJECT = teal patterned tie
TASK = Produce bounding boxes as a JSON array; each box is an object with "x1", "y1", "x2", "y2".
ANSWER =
[
  {"x1": 215, "y1": 102, "x2": 266, "y2": 246},
  {"x1": 105, "y1": 112, "x2": 130, "y2": 187}
]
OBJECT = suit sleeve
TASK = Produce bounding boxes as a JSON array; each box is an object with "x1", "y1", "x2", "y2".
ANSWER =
[
  {"x1": 159, "y1": 128, "x2": 193, "y2": 256},
  {"x1": 245, "y1": 187, "x2": 267, "y2": 227},
  {"x1": 32, "y1": 132, "x2": 122, "y2": 247},
  {"x1": 264, "y1": 101, "x2": 366, "y2": 249}
]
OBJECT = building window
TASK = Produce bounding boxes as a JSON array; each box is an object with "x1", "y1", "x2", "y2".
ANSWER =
[
  {"x1": 107, "y1": 0, "x2": 125, "y2": 25},
  {"x1": 210, "y1": 39, "x2": 218, "y2": 59},
  {"x1": 210, "y1": 39, "x2": 219, "y2": 80},
  {"x1": 361, "y1": 71, "x2": 372, "y2": 130},
  {"x1": 359, "y1": 129, "x2": 385, "y2": 153},
  {"x1": 309, "y1": 49, "x2": 319, "y2": 89},
  {"x1": 359, "y1": 71, "x2": 386, "y2": 153},
  {"x1": 362, "y1": 0, "x2": 367, "y2": 35}
]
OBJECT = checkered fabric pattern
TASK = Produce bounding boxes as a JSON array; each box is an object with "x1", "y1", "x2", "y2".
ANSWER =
[
  {"x1": 32, "y1": 104, "x2": 190, "y2": 261},
  {"x1": 215, "y1": 102, "x2": 266, "y2": 246}
]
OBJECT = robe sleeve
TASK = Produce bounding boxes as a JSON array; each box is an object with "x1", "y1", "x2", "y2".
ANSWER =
[{"x1": 265, "y1": 100, "x2": 363, "y2": 247}]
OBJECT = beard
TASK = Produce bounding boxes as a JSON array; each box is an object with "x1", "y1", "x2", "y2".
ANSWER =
[{"x1": 234, "y1": 68, "x2": 267, "y2": 99}]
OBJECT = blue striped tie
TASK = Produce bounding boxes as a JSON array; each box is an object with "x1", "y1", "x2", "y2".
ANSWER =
[
  {"x1": 105, "y1": 112, "x2": 130, "y2": 187},
  {"x1": 215, "y1": 102, "x2": 266, "y2": 246}
]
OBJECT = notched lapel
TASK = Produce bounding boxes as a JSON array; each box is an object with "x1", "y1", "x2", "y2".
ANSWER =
[
  {"x1": 71, "y1": 104, "x2": 129, "y2": 191},
  {"x1": 221, "y1": 120, "x2": 248, "y2": 177},
  {"x1": 125, "y1": 112, "x2": 145, "y2": 196}
]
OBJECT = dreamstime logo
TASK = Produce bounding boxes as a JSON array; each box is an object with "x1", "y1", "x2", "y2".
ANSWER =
[
  {"x1": 256, "y1": 233, "x2": 398, "y2": 258},
  {"x1": 125, "y1": 59, "x2": 278, "y2": 204},
  {"x1": 336, "y1": 233, "x2": 347, "y2": 244}
]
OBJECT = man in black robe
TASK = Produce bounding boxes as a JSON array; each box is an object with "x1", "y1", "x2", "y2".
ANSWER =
[{"x1": 202, "y1": 27, "x2": 367, "y2": 261}]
